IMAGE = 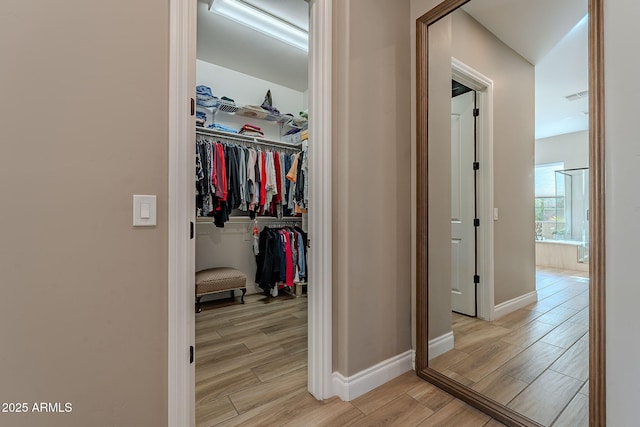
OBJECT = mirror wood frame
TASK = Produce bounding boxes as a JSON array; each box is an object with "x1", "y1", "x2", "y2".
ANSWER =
[{"x1": 415, "y1": 0, "x2": 605, "y2": 426}]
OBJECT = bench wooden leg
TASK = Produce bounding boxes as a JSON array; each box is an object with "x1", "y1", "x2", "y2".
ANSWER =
[{"x1": 241, "y1": 288, "x2": 246, "y2": 304}]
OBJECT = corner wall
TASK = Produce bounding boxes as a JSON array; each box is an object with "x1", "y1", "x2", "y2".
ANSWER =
[
  {"x1": 0, "y1": 2, "x2": 168, "y2": 425},
  {"x1": 332, "y1": 0, "x2": 412, "y2": 377}
]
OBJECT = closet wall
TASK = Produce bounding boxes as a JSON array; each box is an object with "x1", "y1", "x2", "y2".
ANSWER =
[{"x1": 195, "y1": 59, "x2": 307, "y2": 296}]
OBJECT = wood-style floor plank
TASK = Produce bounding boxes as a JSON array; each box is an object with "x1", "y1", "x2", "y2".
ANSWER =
[
  {"x1": 549, "y1": 334, "x2": 589, "y2": 381},
  {"x1": 251, "y1": 350, "x2": 308, "y2": 382},
  {"x1": 497, "y1": 340, "x2": 566, "y2": 383},
  {"x1": 448, "y1": 340, "x2": 523, "y2": 383},
  {"x1": 534, "y1": 305, "x2": 580, "y2": 326},
  {"x1": 453, "y1": 325, "x2": 512, "y2": 353},
  {"x1": 579, "y1": 380, "x2": 589, "y2": 396},
  {"x1": 428, "y1": 348, "x2": 470, "y2": 372},
  {"x1": 499, "y1": 318, "x2": 557, "y2": 348},
  {"x1": 471, "y1": 369, "x2": 529, "y2": 405},
  {"x1": 406, "y1": 379, "x2": 455, "y2": 412},
  {"x1": 228, "y1": 366, "x2": 308, "y2": 414},
  {"x1": 347, "y1": 394, "x2": 434, "y2": 427},
  {"x1": 350, "y1": 371, "x2": 424, "y2": 415},
  {"x1": 507, "y1": 370, "x2": 583, "y2": 426},
  {"x1": 539, "y1": 321, "x2": 588, "y2": 349},
  {"x1": 551, "y1": 393, "x2": 589, "y2": 427},
  {"x1": 416, "y1": 399, "x2": 491, "y2": 426},
  {"x1": 196, "y1": 396, "x2": 237, "y2": 427}
]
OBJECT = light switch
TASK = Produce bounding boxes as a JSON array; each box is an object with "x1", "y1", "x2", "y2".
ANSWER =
[
  {"x1": 133, "y1": 195, "x2": 157, "y2": 226},
  {"x1": 140, "y1": 203, "x2": 151, "y2": 219}
]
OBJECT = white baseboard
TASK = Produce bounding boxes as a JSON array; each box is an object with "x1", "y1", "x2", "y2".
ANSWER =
[
  {"x1": 332, "y1": 350, "x2": 413, "y2": 401},
  {"x1": 428, "y1": 331, "x2": 454, "y2": 360},
  {"x1": 493, "y1": 290, "x2": 538, "y2": 320}
]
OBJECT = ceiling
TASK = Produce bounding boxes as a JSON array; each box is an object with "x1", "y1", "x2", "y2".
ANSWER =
[
  {"x1": 197, "y1": 0, "x2": 588, "y2": 139},
  {"x1": 462, "y1": 0, "x2": 589, "y2": 139},
  {"x1": 196, "y1": 0, "x2": 308, "y2": 92}
]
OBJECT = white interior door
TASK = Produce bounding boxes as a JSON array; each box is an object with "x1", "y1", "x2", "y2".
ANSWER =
[{"x1": 451, "y1": 90, "x2": 476, "y2": 316}]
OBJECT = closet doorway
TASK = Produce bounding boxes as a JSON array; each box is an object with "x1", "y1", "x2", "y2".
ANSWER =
[{"x1": 167, "y1": 1, "x2": 333, "y2": 426}]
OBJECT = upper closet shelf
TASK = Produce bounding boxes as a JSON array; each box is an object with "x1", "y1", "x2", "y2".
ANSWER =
[
  {"x1": 197, "y1": 102, "x2": 307, "y2": 127},
  {"x1": 196, "y1": 127, "x2": 302, "y2": 150}
]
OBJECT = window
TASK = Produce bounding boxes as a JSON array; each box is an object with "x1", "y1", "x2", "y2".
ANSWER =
[{"x1": 535, "y1": 162, "x2": 565, "y2": 239}]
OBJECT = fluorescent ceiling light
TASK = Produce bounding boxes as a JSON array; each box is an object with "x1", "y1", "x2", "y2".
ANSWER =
[{"x1": 209, "y1": 0, "x2": 308, "y2": 52}]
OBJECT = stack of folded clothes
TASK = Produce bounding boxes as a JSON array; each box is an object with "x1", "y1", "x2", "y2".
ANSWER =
[
  {"x1": 207, "y1": 123, "x2": 238, "y2": 133},
  {"x1": 239, "y1": 124, "x2": 264, "y2": 137},
  {"x1": 196, "y1": 85, "x2": 219, "y2": 108},
  {"x1": 196, "y1": 111, "x2": 207, "y2": 127}
]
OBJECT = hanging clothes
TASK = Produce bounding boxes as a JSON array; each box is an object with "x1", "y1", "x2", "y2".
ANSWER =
[
  {"x1": 195, "y1": 134, "x2": 305, "y2": 227},
  {"x1": 254, "y1": 226, "x2": 308, "y2": 293}
]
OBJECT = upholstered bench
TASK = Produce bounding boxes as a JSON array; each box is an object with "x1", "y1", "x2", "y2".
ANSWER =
[{"x1": 195, "y1": 267, "x2": 247, "y2": 313}]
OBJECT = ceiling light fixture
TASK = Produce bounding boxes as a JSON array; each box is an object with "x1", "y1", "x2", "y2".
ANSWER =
[{"x1": 209, "y1": 0, "x2": 308, "y2": 52}]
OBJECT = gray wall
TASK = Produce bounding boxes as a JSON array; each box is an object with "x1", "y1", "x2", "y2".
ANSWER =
[
  {"x1": 451, "y1": 10, "x2": 536, "y2": 306},
  {"x1": 332, "y1": 0, "x2": 412, "y2": 376},
  {"x1": 0, "y1": 1, "x2": 168, "y2": 426},
  {"x1": 605, "y1": 0, "x2": 640, "y2": 424},
  {"x1": 535, "y1": 130, "x2": 589, "y2": 169}
]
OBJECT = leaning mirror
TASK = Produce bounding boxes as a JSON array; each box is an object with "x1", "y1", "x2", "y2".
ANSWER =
[{"x1": 415, "y1": 0, "x2": 605, "y2": 426}]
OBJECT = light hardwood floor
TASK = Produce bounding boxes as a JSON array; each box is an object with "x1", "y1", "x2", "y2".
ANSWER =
[
  {"x1": 195, "y1": 293, "x2": 505, "y2": 427},
  {"x1": 432, "y1": 267, "x2": 589, "y2": 426}
]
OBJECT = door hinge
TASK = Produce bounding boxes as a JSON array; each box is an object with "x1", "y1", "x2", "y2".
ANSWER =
[
  {"x1": 473, "y1": 162, "x2": 480, "y2": 170},
  {"x1": 473, "y1": 275, "x2": 480, "y2": 284},
  {"x1": 190, "y1": 98, "x2": 195, "y2": 116},
  {"x1": 474, "y1": 218, "x2": 480, "y2": 227},
  {"x1": 190, "y1": 345, "x2": 194, "y2": 364},
  {"x1": 190, "y1": 221, "x2": 194, "y2": 239},
  {"x1": 473, "y1": 108, "x2": 480, "y2": 117}
]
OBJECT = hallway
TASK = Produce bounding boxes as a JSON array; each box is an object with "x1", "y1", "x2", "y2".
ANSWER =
[{"x1": 195, "y1": 294, "x2": 505, "y2": 426}]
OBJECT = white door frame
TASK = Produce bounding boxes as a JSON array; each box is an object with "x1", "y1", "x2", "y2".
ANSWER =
[
  {"x1": 451, "y1": 57, "x2": 495, "y2": 321},
  {"x1": 167, "y1": 1, "x2": 334, "y2": 425}
]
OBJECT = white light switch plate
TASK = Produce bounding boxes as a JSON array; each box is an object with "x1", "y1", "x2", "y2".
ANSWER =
[{"x1": 133, "y1": 195, "x2": 157, "y2": 226}]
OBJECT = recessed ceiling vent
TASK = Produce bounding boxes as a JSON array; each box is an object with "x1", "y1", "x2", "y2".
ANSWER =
[{"x1": 565, "y1": 90, "x2": 589, "y2": 101}]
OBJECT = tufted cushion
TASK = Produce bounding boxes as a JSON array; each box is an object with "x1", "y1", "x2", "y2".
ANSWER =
[{"x1": 195, "y1": 267, "x2": 246, "y2": 296}]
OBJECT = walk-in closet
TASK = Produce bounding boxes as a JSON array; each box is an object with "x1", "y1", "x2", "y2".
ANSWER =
[{"x1": 193, "y1": 1, "x2": 311, "y2": 425}]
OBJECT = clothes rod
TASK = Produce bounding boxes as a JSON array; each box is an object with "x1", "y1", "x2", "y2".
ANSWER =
[
  {"x1": 196, "y1": 128, "x2": 302, "y2": 151},
  {"x1": 196, "y1": 216, "x2": 303, "y2": 224}
]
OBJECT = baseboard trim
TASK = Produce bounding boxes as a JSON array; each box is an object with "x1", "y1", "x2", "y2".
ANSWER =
[
  {"x1": 428, "y1": 331, "x2": 454, "y2": 360},
  {"x1": 332, "y1": 350, "x2": 413, "y2": 401},
  {"x1": 493, "y1": 290, "x2": 538, "y2": 320}
]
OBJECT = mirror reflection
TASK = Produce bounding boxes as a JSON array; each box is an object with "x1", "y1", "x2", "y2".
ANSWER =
[{"x1": 427, "y1": 2, "x2": 589, "y2": 425}]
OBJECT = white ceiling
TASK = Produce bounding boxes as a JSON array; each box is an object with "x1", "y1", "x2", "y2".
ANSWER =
[
  {"x1": 196, "y1": 0, "x2": 308, "y2": 92},
  {"x1": 198, "y1": 0, "x2": 588, "y2": 139},
  {"x1": 462, "y1": 0, "x2": 589, "y2": 139}
]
